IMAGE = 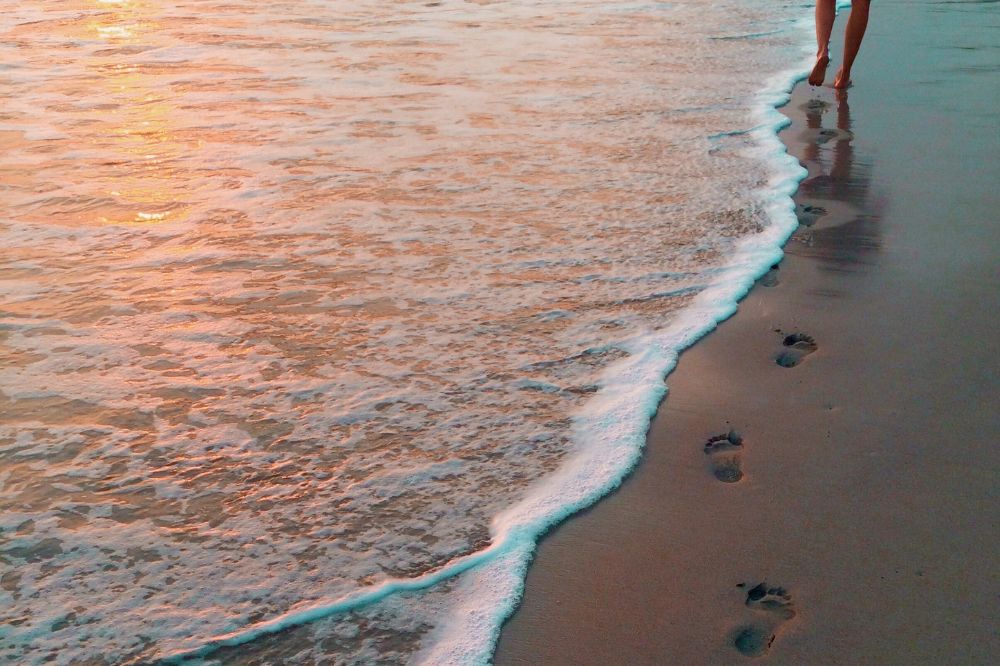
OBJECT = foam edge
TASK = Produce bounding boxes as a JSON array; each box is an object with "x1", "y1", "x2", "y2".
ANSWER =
[{"x1": 414, "y1": 13, "x2": 834, "y2": 666}]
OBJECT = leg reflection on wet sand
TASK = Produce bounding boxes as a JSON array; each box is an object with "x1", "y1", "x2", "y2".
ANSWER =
[{"x1": 789, "y1": 89, "x2": 881, "y2": 273}]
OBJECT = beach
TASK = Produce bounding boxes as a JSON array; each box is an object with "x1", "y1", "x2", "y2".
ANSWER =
[
  {"x1": 2, "y1": 2, "x2": 813, "y2": 662},
  {"x1": 2, "y1": 1, "x2": 997, "y2": 662},
  {"x1": 495, "y1": 1, "x2": 1000, "y2": 663}
]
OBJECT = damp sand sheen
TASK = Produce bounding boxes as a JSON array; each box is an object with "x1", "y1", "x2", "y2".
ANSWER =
[{"x1": 0, "y1": 1, "x2": 827, "y2": 663}]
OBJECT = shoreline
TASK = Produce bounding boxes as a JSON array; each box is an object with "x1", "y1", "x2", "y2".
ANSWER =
[
  {"x1": 157, "y1": 12, "x2": 823, "y2": 665},
  {"x1": 495, "y1": 1, "x2": 1000, "y2": 663}
]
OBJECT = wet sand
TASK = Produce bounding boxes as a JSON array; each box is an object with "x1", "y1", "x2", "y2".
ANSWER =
[{"x1": 495, "y1": 1, "x2": 1000, "y2": 663}]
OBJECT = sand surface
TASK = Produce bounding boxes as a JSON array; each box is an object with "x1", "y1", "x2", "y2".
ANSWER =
[{"x1": 495, "y1": 1, "x2": 1000, "y2": 663}]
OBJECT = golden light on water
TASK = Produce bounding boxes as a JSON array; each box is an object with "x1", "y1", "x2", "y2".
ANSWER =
[
  {"x1": 3, "y1": 0, "x2": 191, "y2": 226},
  {"x1": 83, "y1": 0, "x2": 193, "y2": 225}
]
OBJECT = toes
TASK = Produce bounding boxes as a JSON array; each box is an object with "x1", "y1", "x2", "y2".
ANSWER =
[
  {"x1": 704, "y1": 431, "x2": 743, "y2": 453},
  {"x1": 746, "y1": 583, "x2": 767, "y2": 602},
  {"x1": 745, "y1": 582, "x2": 796, "y2": 617},
  {"x1": 783, "y1": 333, "x2": 817, "y2": 352}
]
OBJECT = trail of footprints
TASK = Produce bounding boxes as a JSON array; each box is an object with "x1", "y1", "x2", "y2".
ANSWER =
[
  {"x1": 705, "y1": 106, "x2": 832, "y2": 657},
  {"x1": 720, "y1": 153, "x2": 827, "y2": 657},
  {"x1": 699, "y1": 325, "x2": 817, "y2": 655},
  {"x1": 699, "y1": 180, "x2": 827, "y2": 651}
]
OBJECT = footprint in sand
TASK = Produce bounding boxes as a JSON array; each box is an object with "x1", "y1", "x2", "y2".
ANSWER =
[
  {"x1": 703, "y1": 430, "x2": 744, "y2": 483},
  {"x1": 797, "y1": 203, "x2": 827, "y2": 227},
  {"x1": 805, "y1": 126, "x2": 853, "y2": 147},
  {"x1": 775, "y1": 332, "x2": 817, "y2": 368},
  {"x1": 801, "y1": 98, "x2": 830, "y2": 113},
  {"x1": 733, "y1": 583, "x2": 796, "y2": 657},
  {"x1": 759, "y1": 264, "x2": 780, "y2": 288}
]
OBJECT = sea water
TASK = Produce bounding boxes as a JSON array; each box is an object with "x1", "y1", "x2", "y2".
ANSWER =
[{"x1": 0, "y1": 1, "x2": 816, "y2": 663}]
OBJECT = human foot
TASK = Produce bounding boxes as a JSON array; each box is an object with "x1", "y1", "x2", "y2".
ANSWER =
[
  {"x1": 834, "y1": 67, "x2": 852, "y2": 89},
  {"x1": 808, "y1": 55, "x2": 830, "y2": 86}
]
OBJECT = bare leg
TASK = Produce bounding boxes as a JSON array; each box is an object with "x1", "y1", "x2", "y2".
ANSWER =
[
  {"x1": 809, "y1": 0, "x2": 836, "y2": 86},
  {"x1": 835, "y1": 0, "x2": 871, "y2": 89}
]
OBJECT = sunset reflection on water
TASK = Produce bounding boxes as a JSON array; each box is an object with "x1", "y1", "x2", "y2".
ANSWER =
[{"x1": 88, "y1": 0, "x2": 192, "y2": 225}]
